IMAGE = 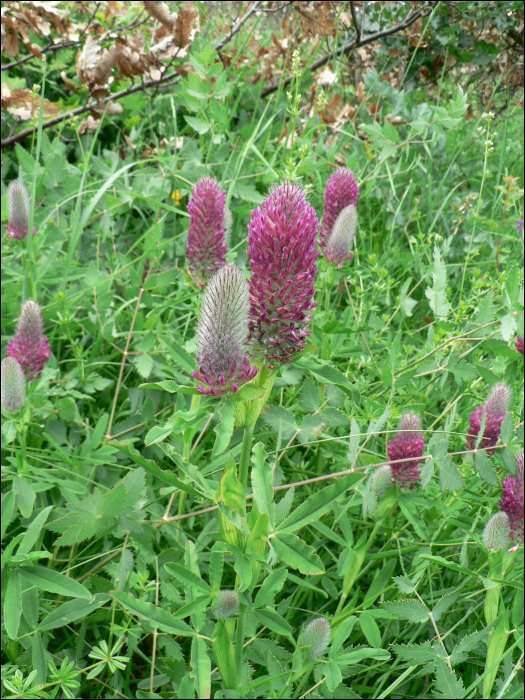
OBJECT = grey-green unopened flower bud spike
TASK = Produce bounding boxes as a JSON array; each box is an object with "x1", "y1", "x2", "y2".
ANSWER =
[
  {"x1": 302, "y1": 617, "x2": 331, "y2": 660},
  {"x1": 213, "y1": 590, "x2": 240, "y2": 620},
  {"x1": 373, "y1": 465, "x2": 393, "y2": 499},
  {"x1": 483, "y1": 512, "x2": 511, "y2": 550},
  {"x1": 1, "y1": 357, "x2": 27, "y2": 413}
]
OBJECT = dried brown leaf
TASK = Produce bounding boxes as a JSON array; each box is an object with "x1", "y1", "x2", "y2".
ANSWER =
[
  {"x1": 61, "y1": 71, "x2": 80, "y2": 91},
  {"x1": 77, "y1": 115, "x2": 101, "y2": 135},
  {"x1": 143, "y1": 1, "x2": 176, "y2": 31},
  {"x1": 90, "y1": 100, "x2": 123, "y2": 117},
  {"x1": 4, "y1": 32, "x2": 19, "y2": 58},
  {"x1": 106, "y1": 1, "x2": 129, "y2": 19},
  {"x1": 292, "y1": 1, "x2": 335, "y2": 37},
  {"x1": 3, "y1": 87, "x2": 61, "y2": 120},
  {"x1": 76, "y1": 36, "x2": 119, "y2": 88},
  {"x1": 173, "y1": 1, "x2": 199, "y2": 49}
]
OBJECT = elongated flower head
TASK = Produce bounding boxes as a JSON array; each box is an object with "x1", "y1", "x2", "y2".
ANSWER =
[
  {"x1": 302, "y1": 618, "x2": 331, "y2": 660},
  {"x1": 320, "y1": 168, "x2": 359, "y2": 247},
  {"x1": 323, "y1": 203, "x2": 357, "y2": 268},
  {"x1": 6, "y1": 181, "x2": 36, "y2": 240},
  {"x1": 483, "y1": 512, "x2": 511, "y2": 550},
  {"x1": 1, "y1": 357, "x2": 26, "y2": 413},
  {"x1": 222, "y1": 205, "x2": 233, "y2": 248},
  {"x1": 213, "y1": 590, "x2": 240, "y2": 620},
  {"x1": 6, "y1": 301, "x2": 51, "y2": 381},
  {"x1": 466, "y1": 382, "x2": 512, "y2": 452},
  {"x1": 516, "y1": 335, "x2": 524, "y2": 356},
  {"x1": 499, "y1": 454, "x2": 524, "y2": 542},
  {"x1": 192, "y1": 263, "x2": 258, "y2": 396},
  {"x1": 373, "y1": 465, "x2": 393, "y2": 499},
  {"x1": 248, "y1": 183, "x2": 319, "y2": 367},
  {"x1": 186, "y1": 177, "x2": 228, "y2": 287},
  {"x1": 387, "y1": 412, "x2": 425, "y2": 488}
]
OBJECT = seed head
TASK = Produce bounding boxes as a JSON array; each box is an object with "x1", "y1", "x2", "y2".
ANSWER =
[
  {"x1": 323, "y1": 204, "x2": 357, "y2": 268},
  {"x1": 247, "y1": 183, "x2": 319, "y2": 367},
  {"x1": 186, "y1": 177, "x2": 228, "y2": 287},
  {"x1": 319, "y1": 168, "x2": 359, "y2": 247},
  {"x1": 213, "y1": 590, "x2": 240, "y2": 620},
  {"x1": 1, "y1": 357, "x2": 26, "y2": 413},
  {"x1": 387, "y1": 412, "x2": 425, "y2": 488},
  {"x1": 192, "y1": 264, "x2": 258, "y2": 396},
  {"x1": 499, "y1": 455, "x2": 524, "y2": 542},
  {"x1": 302, "y1": 618, "x2": 331, "y2": 661},
  {"x1": 483, "y1": 512, "x2": 511, "y2": 550},
  {"x1": 466, "y1": 383, "x2": 512, "y2": 452},
  {"x1": 373, "y1": 465, "x2": 393, "y2": 499},
  {"x1": 6, "y1": 301, "x2": 51, "y2": 381},
  {"x1": 516, "y1": 335, "x2": 524, "y2": 356}
]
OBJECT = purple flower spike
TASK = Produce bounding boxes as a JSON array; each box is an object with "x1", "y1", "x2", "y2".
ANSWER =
[
  {"x1": 1, "y1": 357, "x2": 26, "y2": 413},
  {"x1": 387, "y1": 411, "x2": 425, "y2": 488},
  {"x1": 6, "y1": 181, "x2": 36, "y2": 240},
  {"x1": 248, "y1": 183, "x2": 319, "y2": 368},
  {"x1": 6, "y1": 301, "x2": 51, "y2": 381},
  {"x1": 320, "y1": 168, "x2": 359, "y2": 248},
  {"x1": 323, "y1": 203, "x2": 357, "y2": 268},
  {"x1": 466, "y1": 382, "x2": 512, "y2": 452},
  {"x1": 191, "y1": 263, "x2": 258, "y2": 396},
  {"x1": 516, "y1": 336, "x2": 524, "y2": 356},
  {"x1": 186, "y1": 177, "x2": 228, "y2": 288},
  {"x1": 499, "y1": 452, "x2": 524, "y2": 542}
]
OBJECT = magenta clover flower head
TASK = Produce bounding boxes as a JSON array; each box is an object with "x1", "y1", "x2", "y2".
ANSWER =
[
  {"x1": 323, "y1": 203, "x2": 357, "y2": 269},
  {"x1": 212, "y1": 590, "x2": 240, "y2": 620},
  {"x1": 387, "y1": 411, "x2": 425, "y2": 489},
  {"x1": 515, "y1": 335, "x2": 524, "y2": 356},
  {"x1": 1, "y1": 357, "x2": 26, "y2": 413},
  {"x1": 247, "y1": 183, "x2": 319, "y2": 368},
  {"x1": 6, "y1": 301, "x2": 51, "y2": 381},
  {"x1": 320, "y1": 168, "x2": 359, "y2": 249},
  {"x1": 466, "y1": 382, "x2": 512, "y2": 452},
  {"x1": 6, "y1": 181, "x2": 36, "y2": 240},
  {"x1": 192, "y1": 263, "x2": 258, "y2": 397},
  {"x1": 186, "y1": 177, "x2": 228, "y2": 288},
  {"x1": 483, "y1": 511, "x2": 511, "y2": 551},
  {"x1": 499, "y1": 452, "x2": 524, "y2": 542},
  {"x1": 301, "y1": 618, "x2": 331, "y2": 661}
]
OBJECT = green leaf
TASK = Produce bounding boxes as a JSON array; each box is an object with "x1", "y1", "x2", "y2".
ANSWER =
[
  {"x1": 449, "y1": 624, "x2": 494, "y2": 666},
  {"x1": 213, "y1": 402, "x2": 235, "y2": 456},
  {"x1": 271, "y1": 533, "x2": 324, "y2": 576},
  {"x1": 32, "y1": 631, "x2": 46, "y2": 684},
  {"x1": 145, "y1": 421, "x2": 174, "y2": 447},
  {"x1": 190, "y1": 636, "x2": 211, "y2": 699},
  {"x1": 434, "y1": 657, "x2": 465, "y2": 699},
  {"x1": 254, "y1": 607, "x2": 293, "y2": 637},
  {"x1": 1, "y1": 490, "x2": 16, "y2": 541},
  {"x1": 436, "y1": 456, "x2": 464, "y2": 493},
  {"x1": 111, "y1": 591, "x2": 194, "y2": 636},
  {"x1": 474, "y1": 450, "x2": 499, "y2": 486},
  {"x1": 500, "y1": 312, "x2": 517, "y2": 342},
  {"x1": 162, "y1": 340, "x2": 197, "y2": 374},
  {"x1": 323, "y1": 660, "x2": 342, "y2": 693},
  {"x1": 4, "y1": 569, "x2": 23, "y2": 639},
  {"x1": 251, "y1": 442, "x2": 274, "y2": 530},
  {"x1": 263, "y1": 406, "x2": 298, "y2": 442},
  {"x1": 17, "y1": 506, "x2": 53, "y2": 556},
  {"x1": 254, "y1": 568, "x2": 287, "y2": 609},
  {"x1": 19, "y1": 565, "x2": 92, "y2": 599},
  {"x1": 39, "y1": 593, "x2": 110, "y2": 631},
  {"x1": 359, "y1": 611, "x2": 382, "y2": 648},
  {"x1": 227, "y1": 384, "x2": 266, "y2": 402},
  {"x1": 433, "y1": 592, "x2": 460, "y2": 623},
  {"x1": 476, "y1": 291, "x2": 494, "y2": 326},
  {"x1": 425, "y1": 246, "x2": 452, "y2": 319},
  {"x1": 392, "y1": 641, "x2": 440, "y2": 665},
  {"x1": 13, "y1": 474, "x2": 36, "y2": 519},
  {"x1": 294, "y1": 356, "x2": 360, "y2": 405},
  {"x1": 185, "y1": 115, "x2": 210, "y2": 134},
  {"x1": 164, "y1": 563, "x2": 211, "y2": 595},
  {"x1": 329, "y1": 616, "x2": 357, "y2": 658},
  {"x1": 500, "y1": 414, "x2": 514, "y2": 445},
  {"x1": 133, "y1": 353, "x2": 153, "y2": 379},
  {"x1": 380, "y1": 600, "x2": 430, "y2": 624},
  {"x1": 300, "y1": 378, "x2": 321, "y2": 412},
  {"x1": 333, "y1": 648, "x2": 390, "y2": 666},
  {"x1": 234, "y1": 554, "x2": 253, "y2": 592},
  {"x1": 139, "y1": 380, "x2": 200, "y2": 394},
  {"x1": 277, "y1": 474, "x2": 360, "y2": 534},
  {"x1": 393, "y1": 576, "x2": 416, "y2": 594}
]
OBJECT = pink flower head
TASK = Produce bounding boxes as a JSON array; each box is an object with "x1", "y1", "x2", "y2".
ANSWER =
[
  {"x1": 319, "y1": 168, "x2": 359, "y2": 248},
  {"x1": 6, "y1": 301, "x2": 51, "y2": 381},
  {"x1": 1, "y1": 357, "x2": 26, "y2": 413},
  {"x1": 516, "y1": 336, "x2": 524, "y2": 356},
  {"x1": 387, "y1": 411, "x2": 425, "y2": 488},
  {"x1": 499, "y1": 452, "x2": 524, "y2": 541},
  {"x1": 247, "y1": 183, "x2": 319, "y2": 368},
  {"x1": 186, "y1": 177, "x2": 228, "y2": 287},
  {"x1": 323, "y1": 203, "x2": 357, "y2": 268},
  {"x1": 466, "y1": 382, "x2": 512, "y2": 452},
  {"x1": 6, "y1": 181, "x2": 36, "y2": 240},
  {"x1": 191, "y1": 263, "x2": 258, "y2": 396}
]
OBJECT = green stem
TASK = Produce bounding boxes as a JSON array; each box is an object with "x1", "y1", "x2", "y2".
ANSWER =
[
  {"x1": 176, "y1": 394, "x2": 201, "y2": 542},
  {"x1": 235, "y1": 425, "x2": 255, "y2": 675}
]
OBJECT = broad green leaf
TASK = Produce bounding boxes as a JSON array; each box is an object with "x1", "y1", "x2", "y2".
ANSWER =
[
  {"x1": 393, "y1": 576, "x2": 415, "y2": 594},
  {"x1": 17, "y1": 506, "x2": 53, "y2": 556},
  {"x1": 254, "y1": 568, "x2": 287, "y2": 609},
  {"x1": 398, "y1": 498, "x2": 427, "y2": 539},
  {"x1": 1, "y1": 491, "x2": 16, "y2": 541},
  {"x1": 434, "y1": 657, "x2": 465, "y2": 699},
  {"x1": 392, "y1": 641, "x2": 441, "y2": 665},
  {"x1": 360, "y1": 611, "x2": 382, "y2": 648},
  {"x1": 323, "y1": 660, "x2": 342, "y2": 693},
  {"x1": 190, "y1": 636, "x2": 211, "y2": 699},
  {"x1": 173, "y1": 595, "x2": 211, "y2": 620},
  {"x1": 251, "y1": 442, "x2": 274, "y2": 529},
  {"x1": 19, "y1": 565, "x2": 91, "y2": 599},
  {"x1": 333, "y1": 648, "x2": 390, "y2": 666},
  {"x1": 39, "y1": 593, "x2": 110, "y2": 631},
  {"x1": 164, "y1": 563, "x2": 211, "y2": 595},
  {"x1": 436, "y1": 456, "x2": 464, "y2": 493},
  {"x1": 162, "y1": 340, "x2": 196, "y2": 374},
  {"x1": 185, "y1": 115, "x2": 210, "y2": 134},
  {"x1": 4, "y1": 569, "x2": 23, "y2": 639},
  {"x1": 449, "y1": 624, "x2": 494, "y2": 666},
  {"x1": 277, "y1": 474, "x2": 360, "y2": 533},
  {"x1": 433, "y1": 591, "x2": 460, "y2": 622},
  {"x1": 254, "y1": 607, "x2": 293, "y2": 637},
  {"x1": 271, "y1": 533, "x2": 324, "y2": 575},
  {"x1": 111, "y1": 591, "x2": 194, "y2": 636},
  {"x1": 300, "y1": 378, "x2": 321, "y2": 412},
  {"x1": 294, "y1": 356, "x2": 360, "y2": 405},
  {"x1": 32, "y1": 631, "x2": 46, "y2": 684},
  {"x1": 263, "y1": 406, "x2": 298, "y2": 442},
  {"x1": 145, "y1": 421, "x2": 174, "y2": 447},
  {"x1": 209, "y1": 542, "x2": 228, "y2": 591},
  {"x1": 474, "y1": 450, "x2": 499, "y2": 486},
  {"x1": 13, "y1": 474, "x2": 36, "y2": 519},
  {"x1": 425, "y1": 246, "x2": 452, "y2": 319},
  {"x1": 329, "y1": 616, "x2": 357, "y2": 658},
  {"x1": 234, "y1": 554, "x2": 253, "y2": 592},
  {"x1": 139, "y1": 380, "x2": 200, "y2": 395},
  {"x1": 380, "y1": 600, "x2": 430, "y2": 624},
  {"x1": 213, "y1": 402, "x2": 235, "y2": 456},
  {"x1": 500, "y1": 414, "x2": 514, "y2": 445}
]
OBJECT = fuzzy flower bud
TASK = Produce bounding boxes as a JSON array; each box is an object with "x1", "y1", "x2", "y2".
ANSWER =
[
  {"x1": 373, "y1": 465, "x2": 393, "y2": 499},
  {"x1": 213, "y1": 590, "x2": 240, "y2": 620},
  {"x1": 1, "y1": 357, "x2": 26, "y2": 413},
  {"x1": 247, "y1": 183, "x2": 319, "y2": 367},
  {"x1": 319, "y1": 168, "x2": 359, "y2": 248},
  {"x1": 483, "y1": 512, "x2": 511, "y2": 550},
  {"x1": 387, "y1": 412, "x2": 425, "y2": 488},
  {"x1": 192, "y1": 263, "x2": 258, "y2": 396},
  {"x1": 186, "y1": 177, "x2": 228, "y2": 287},
  {"x1": 516, "y1": 336, "x2": 524, "y2": 356},
  {"x1": 6, "y1": 181, "x2": 36, "y2": 240},
  {"x1": 222, "y1": 205, "x2": 233, "y2": 248},
  {"x1": 499, "y1": 453, "x2": 524, "y2": 542},
  {"x1": 301, "y1": 618, "x2": 331, "y2": 661},
  {"x1": 466, "y1": 383, "x2": 512, "y2": 452},
  {"x1": 6, "y1": 301, "x2": 51, "y2": 381},
  {"x1": 323, "y1": 204, "x2": 357, "y2": 268}
]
